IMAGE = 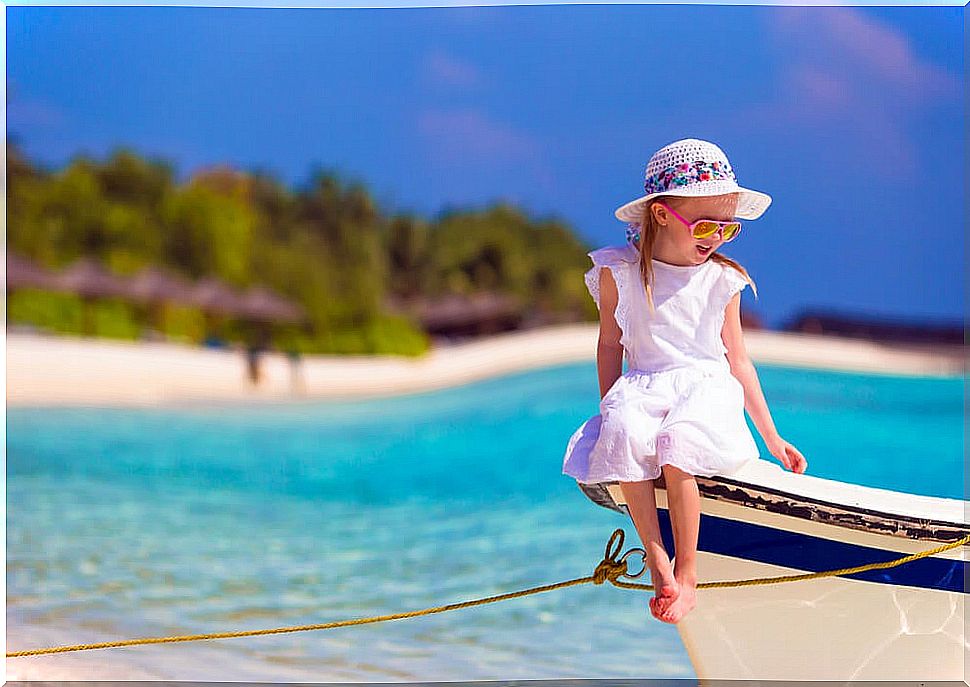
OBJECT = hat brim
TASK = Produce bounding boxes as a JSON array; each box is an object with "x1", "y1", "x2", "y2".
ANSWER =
[{"x1": 615, "y1": 186, "x2": 772, "y2": 223}]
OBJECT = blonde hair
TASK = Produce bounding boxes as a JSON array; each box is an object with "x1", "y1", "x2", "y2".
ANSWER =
[{"x1": 630, "y1": 195, "x2": 758, "y2": 314}]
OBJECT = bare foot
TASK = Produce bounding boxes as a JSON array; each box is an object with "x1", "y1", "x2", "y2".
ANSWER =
[
  {"x1": 658, "y1": 574, "x2": 696, "y2": 624},
  {"x1": 648, "y1": 563, "x2": 680, "y2": 621}
]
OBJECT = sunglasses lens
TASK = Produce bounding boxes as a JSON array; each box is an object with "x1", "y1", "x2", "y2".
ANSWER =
[
  {"x1": 692, "y1": 222, "x2": 720, "y2": 239},
  {"x1": 693, "y1": 221, "x2": 742, "y2": 240}
]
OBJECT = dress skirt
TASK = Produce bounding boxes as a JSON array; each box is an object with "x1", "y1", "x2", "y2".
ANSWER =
[{"x1": 562, "y1": 365, "x2": 760, "y2": 484}]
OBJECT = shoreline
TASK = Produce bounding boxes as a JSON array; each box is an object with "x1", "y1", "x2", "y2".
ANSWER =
[{"x1": 5, "y1": 327, "x2": 964, "y2": 408}]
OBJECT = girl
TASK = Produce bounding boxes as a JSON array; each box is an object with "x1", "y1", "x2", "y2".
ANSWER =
[{"x1": 562, "y1": 138, "x2": 808, "y2": 625}]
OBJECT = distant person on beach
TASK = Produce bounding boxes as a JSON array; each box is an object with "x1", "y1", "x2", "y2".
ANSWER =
[
  {"x1": 245, "y1": 344, "x2": 263, "y2": 385},
  {"x1": 562, "y1": 138, "x2": 808, "y2": 625},
  {"x1": 244, "y1": 329, "x2": 273, "y2": 386}
]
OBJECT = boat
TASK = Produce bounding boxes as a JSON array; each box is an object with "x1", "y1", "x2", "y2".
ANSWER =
[{"x1": 577, "y1": 458, "x2": 968, "y2": 680}]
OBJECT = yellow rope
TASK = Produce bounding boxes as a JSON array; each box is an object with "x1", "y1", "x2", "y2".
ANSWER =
[{"x1": 9, "y1": 528, "x2": 967, "y2": 658}]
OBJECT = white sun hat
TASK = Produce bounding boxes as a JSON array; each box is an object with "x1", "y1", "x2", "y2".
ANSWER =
[{"x1": 615, "y1": 138, "x2": 772, "y2": 224}]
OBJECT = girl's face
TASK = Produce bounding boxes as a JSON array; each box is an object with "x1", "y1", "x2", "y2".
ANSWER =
[{"x1": 651, "y1": 193, "x2": 741, "y2": 265}]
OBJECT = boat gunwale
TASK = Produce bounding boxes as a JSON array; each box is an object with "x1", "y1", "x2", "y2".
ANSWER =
[
  {"x1": 694, "y1": 473, "x2": 969, "y2": 543},
  {"x1": 579, "y1": 472, "x2": 969, "y2": 545}
]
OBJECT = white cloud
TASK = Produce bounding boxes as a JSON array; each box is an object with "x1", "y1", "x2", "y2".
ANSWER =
[
  {"x1": 422, "y1": 50, "x2": 485, "y2": 89},
  {"x1": 735, "y1": 7, "x2": 960, "y2": 174},
  {"x1": 417, "y1": 107, "x2": 539, "y2": 164},
  {"x1": 415, "y1": 107, "x2": 556, "y2": 195},
  {"x1": 774, "y1": 7, "x2": 959, "y2": 102}
]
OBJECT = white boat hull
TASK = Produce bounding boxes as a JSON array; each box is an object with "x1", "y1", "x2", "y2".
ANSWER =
[
  {"x1": 578, "y1": 459, "x2": 968, "y2": 681},
  {"x1": 679, "y1": 552, "x2": 965, "y2": 680}
]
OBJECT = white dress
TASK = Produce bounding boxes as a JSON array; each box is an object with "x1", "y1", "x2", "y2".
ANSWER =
[{"x1": 562, "y1": 242, "x2": 760, "y2": 484}]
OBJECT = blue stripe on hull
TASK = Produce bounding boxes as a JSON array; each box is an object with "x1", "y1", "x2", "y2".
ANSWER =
[{"x1": 654, "y1": 509, "x2": 966, "y2": 594}]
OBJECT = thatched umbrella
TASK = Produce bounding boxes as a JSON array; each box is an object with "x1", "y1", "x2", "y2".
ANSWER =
[
  {"x1": 187, "y1": 277, "x2": 248, "y2": 317},
  {"x1": 7, "y1": 253, "x2": 58, "y2": 291},
  {"x1": 56, "y1": 257, "x2": 129, "y2": 299},
  {"x1": 128, "y1": 267, "x2": 194, "y2": 334},
  {"x1": 128, "y1": 267, "x2": 193, "y2": 305},
  {"x1": 56, "y1": 258, "x2": 128, "y2": 298},
  {"x1": 185, "y1": 277, "x2": 250, "y2": 349},
  {"x1": 238, "y1": 286, "x2": 305, "y2": 323},
  {"x1": 54, "y1": 258, "x2": 130, "y2": 335},
  {"x1": 236, "y1": 287, "x2": 306, "y2": 386}
]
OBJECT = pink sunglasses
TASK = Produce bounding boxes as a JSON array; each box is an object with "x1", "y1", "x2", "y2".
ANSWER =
[{"x1": 657, "y1": 201, "x2": 743, "y2": 242}]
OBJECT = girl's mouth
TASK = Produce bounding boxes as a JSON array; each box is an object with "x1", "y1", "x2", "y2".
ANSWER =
[{"x1": 696, "y1": 244, "x2": 712, "y2": 256}]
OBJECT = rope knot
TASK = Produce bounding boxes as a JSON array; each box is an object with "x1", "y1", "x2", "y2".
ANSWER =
[
  {"x1": 593, "y1": 558, "x2": 627, "y2": 585},
  {"x1": 593, "y1": 528, "x2": 644, "y2": 586}
]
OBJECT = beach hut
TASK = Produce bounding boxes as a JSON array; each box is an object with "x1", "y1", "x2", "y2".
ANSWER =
[
  {"x1": 787, "y1": 309, "x2": 964, "y2": 345},
  {"x1": 412, "y1": 292, "x2": 523, "y2": 338}
]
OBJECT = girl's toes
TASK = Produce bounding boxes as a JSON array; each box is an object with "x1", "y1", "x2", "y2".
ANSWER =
[
  {"x1": 660, "y1": 602, "x2": 680, "y2": 623},
  {"x1": 654, "y1": 583, "x2": 678, "y2": 613}
]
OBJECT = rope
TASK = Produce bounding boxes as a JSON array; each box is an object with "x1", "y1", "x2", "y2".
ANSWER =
[{"x1": 9, "y1": 528, "x2": 967, "y2": 658}]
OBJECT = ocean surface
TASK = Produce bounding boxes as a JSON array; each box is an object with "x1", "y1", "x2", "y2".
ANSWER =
[{"x1": 7, "y1": 360, "x2": 964, "y2": 681}]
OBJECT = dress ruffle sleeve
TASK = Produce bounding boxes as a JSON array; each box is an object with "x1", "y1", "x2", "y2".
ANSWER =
[
  {"x1": 716, "y1": 263, "x2": 750, "y2": 310},
  {"x1": 583, "y1": 244, "x2": 638, "y2": 351}
]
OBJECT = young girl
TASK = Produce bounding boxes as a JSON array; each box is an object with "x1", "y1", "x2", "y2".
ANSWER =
[{"x1": 562, "y1": 138, "x2": 808, "y2": 625}]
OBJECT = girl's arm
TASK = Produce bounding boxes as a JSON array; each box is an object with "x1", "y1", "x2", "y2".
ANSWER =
[
  {"x1": 720, "y1": 292, "x2": 779, "y2": 440},
  {"x1": 596, "y1": 267, "x2": 625, "y2": 400},
  {"x1": 721, "y1": 291, "x2": 808, "y2": 473}
]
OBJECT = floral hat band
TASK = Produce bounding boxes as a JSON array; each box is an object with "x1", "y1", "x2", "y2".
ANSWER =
[
  {"x1": 644, "y1": 159, "x2": 734, "y2": 195},
  {"x1": 615, "y1": 138, "x2": 773, "y2": 238}
]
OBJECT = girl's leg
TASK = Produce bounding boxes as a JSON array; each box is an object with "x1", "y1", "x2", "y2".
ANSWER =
[
  {"x1": 657, "y1": 463, "x2": 700, "y2": 623},
  {"x1": 618, "y1": 480, "x2": 679, "y2": 620}
]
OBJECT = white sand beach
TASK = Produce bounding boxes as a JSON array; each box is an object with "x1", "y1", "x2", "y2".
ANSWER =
[{"x1": 5, "y1": 326, "x2": 964, "y2": 408}]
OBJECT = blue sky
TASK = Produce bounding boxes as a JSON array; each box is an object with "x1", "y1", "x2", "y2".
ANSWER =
[{"x1": 6, "y1": 4, "x2": 964, "y2": 329}]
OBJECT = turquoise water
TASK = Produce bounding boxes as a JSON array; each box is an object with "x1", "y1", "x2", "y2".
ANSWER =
[{"x1": 7, "y1": 361, "x2": 964, "y2": 680}]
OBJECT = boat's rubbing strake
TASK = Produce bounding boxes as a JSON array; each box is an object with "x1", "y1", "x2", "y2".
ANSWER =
[{"x1": 576, "y1": 474, "x2": 968, "y2": 594}]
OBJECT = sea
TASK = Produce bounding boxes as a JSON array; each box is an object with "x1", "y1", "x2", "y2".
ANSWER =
[{"x1": 6, "y1": 360, "x2": 964, "y2": 681}]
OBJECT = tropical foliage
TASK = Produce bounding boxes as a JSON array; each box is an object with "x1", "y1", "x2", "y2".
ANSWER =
[{"x1": 7, "y1": 142, "x2": 597, "y2": 355}]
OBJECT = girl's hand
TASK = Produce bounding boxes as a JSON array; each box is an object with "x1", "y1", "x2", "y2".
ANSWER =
[{"x1": 766, "y1": 436, "x2": 808, "y2": 474}]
